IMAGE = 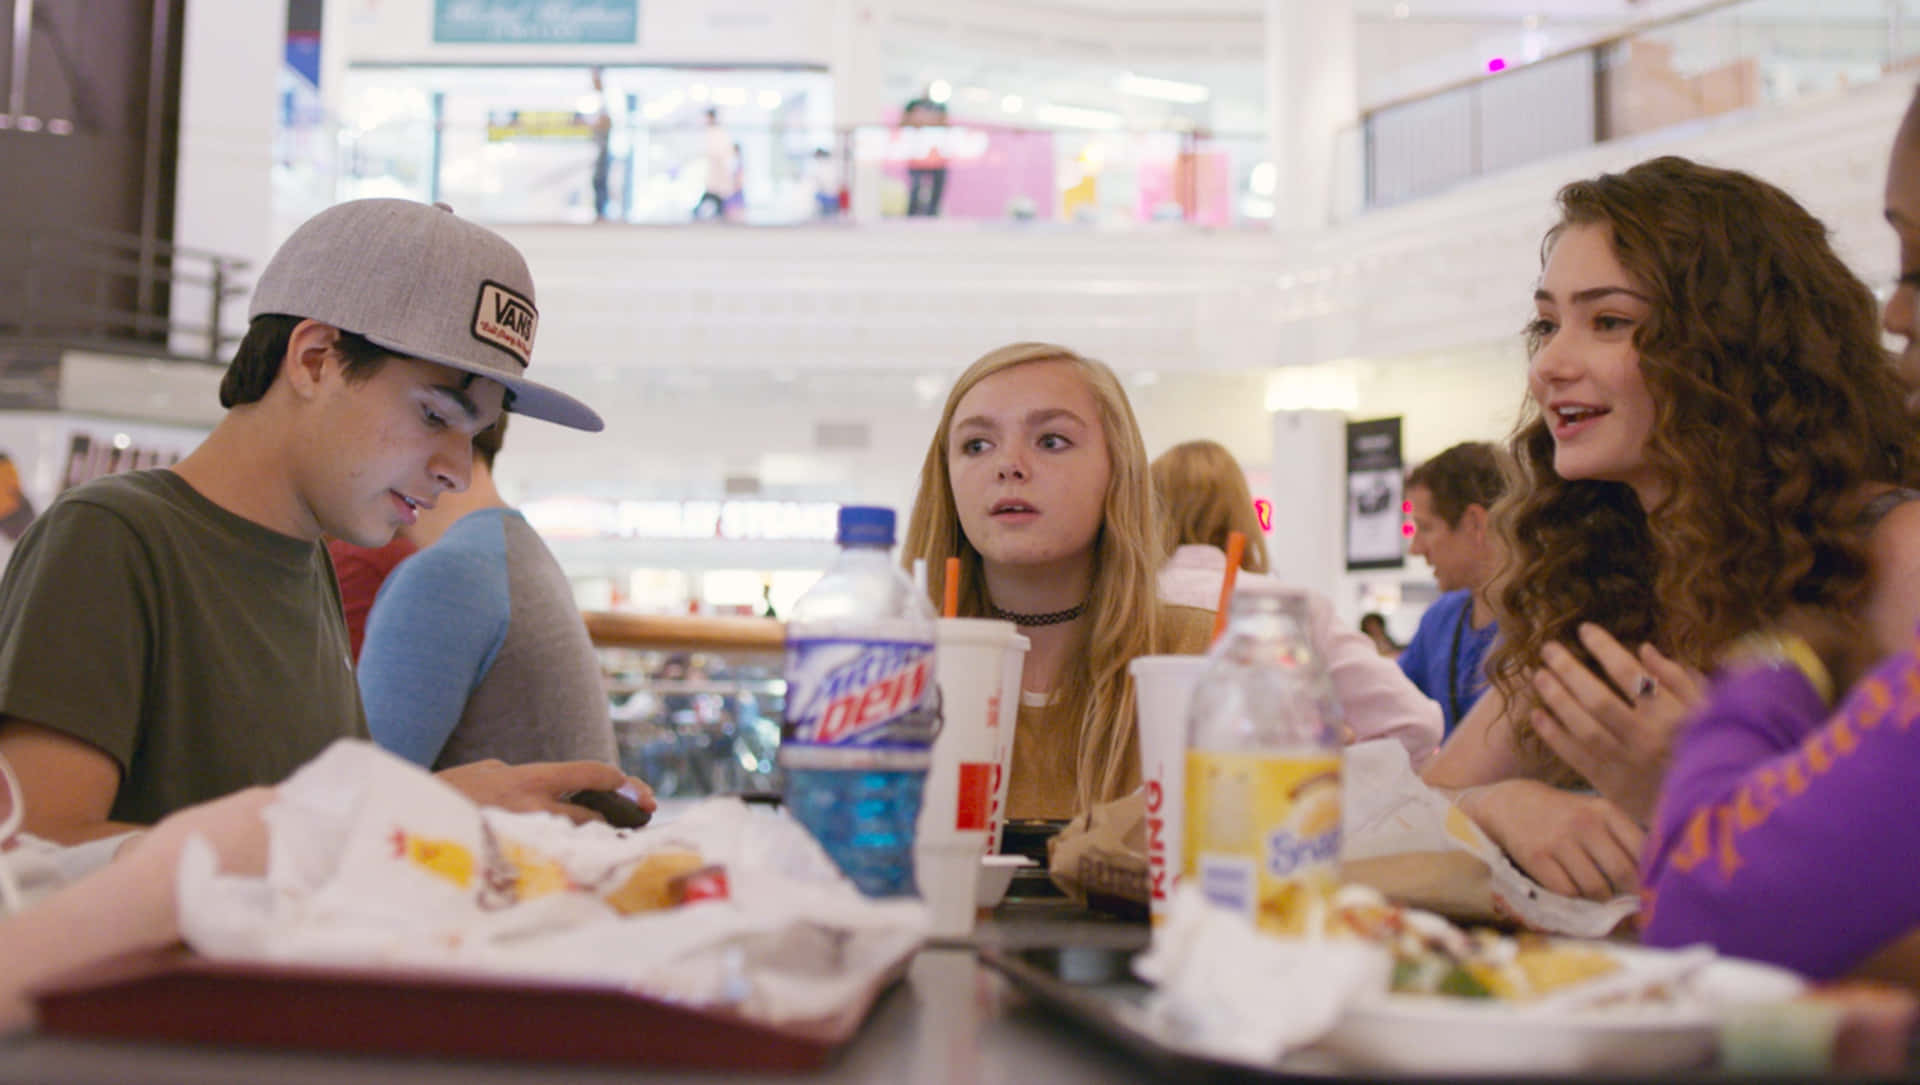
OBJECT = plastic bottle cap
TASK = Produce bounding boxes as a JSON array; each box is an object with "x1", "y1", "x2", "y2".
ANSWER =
[{"x1": 837, "y1": 505, "x2": 896, "y2": 546}]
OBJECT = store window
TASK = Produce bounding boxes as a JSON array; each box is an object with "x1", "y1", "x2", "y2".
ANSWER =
[{"x1": 324, "y1": 65, "x2": 834, "y2": 225}]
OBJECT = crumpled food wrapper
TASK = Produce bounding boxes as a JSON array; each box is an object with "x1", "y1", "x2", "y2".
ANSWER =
[
  {"x1": 0, "y1": 831, "x2": 138, "y2": 916},
  {"x1": 1134, "y1": 884, "x2": 1390, "y2": 1065},
  {"x1": 176, "y1": 740, "x2": 927, "y2": 1037},
  {"x1": 1045, "y1": 788, "x2": 1148, "y2": 913},
  {"x1": 1340, "y1": 739, "x2": 1639, "y2": 937}
]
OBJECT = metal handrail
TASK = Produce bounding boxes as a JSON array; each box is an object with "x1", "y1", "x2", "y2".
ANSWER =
[
  {"x1": 0, "y1": 225, "x2": 250, "y2": 364},
  {"x1": 1358, "y1": 0, "x2": 1753, "y2": 120},
  {"x1": 584, "y1": 611, "x2": 786, "y2": 655}
]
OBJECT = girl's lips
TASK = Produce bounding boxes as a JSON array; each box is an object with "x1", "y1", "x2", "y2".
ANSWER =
[{"x1": 1550, "y1": 406, "x2": 1609, "y2": 441}]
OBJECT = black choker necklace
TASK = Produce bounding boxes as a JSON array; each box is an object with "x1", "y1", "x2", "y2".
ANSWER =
[{"x1": 988, "y1": 600, "x2": 1088, "y2": 627}]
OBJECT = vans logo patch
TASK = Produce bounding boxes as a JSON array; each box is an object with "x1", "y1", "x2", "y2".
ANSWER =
[{"x1": 471, "y1": 281, "x2": 536, "y2": 366}]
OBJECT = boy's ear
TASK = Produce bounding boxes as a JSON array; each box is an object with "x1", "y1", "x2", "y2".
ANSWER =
[
  {"x1": 281, "y1": 320, "x2": 342, "y2": 399},
  {"x1": 1458, "y1": 502, "x2": 1490, "y2": 540}
]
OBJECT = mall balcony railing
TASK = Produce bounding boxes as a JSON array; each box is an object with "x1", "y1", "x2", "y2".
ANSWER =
[
  {"x1": 277, "y1": 111, "x2": 1274, "y2": 232},
  {"x1": 584, "y1": 611, "x2": 785, "y2": 799},
  {"x1": 1348, "y1": 0, "x2": 1920, "y2": 214},
  {"x1": 286, "y1": 1, "x2": 1920, "y2": 234},
  {"x1": 0, "y1": 225, "x2": 248, "y2": 364}
]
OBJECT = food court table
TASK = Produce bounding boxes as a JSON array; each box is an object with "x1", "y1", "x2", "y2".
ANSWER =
[{"x1": 4, "y1": 897, "x2": 1918, "y2": 1085}]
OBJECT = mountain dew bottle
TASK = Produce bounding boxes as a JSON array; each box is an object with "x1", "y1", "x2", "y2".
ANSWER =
[{"x1": 1184, "y1": 582, "x2": 1343, "y2": 935}]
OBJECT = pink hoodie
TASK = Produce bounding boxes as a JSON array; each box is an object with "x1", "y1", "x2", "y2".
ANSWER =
[{"x1": 1157, "y1": 544, "x2": 1441, "y2": 766}]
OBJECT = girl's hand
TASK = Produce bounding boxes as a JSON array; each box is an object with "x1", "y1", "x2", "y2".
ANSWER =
[{"x1": 1528, "y1": 623, "x2": 1705, "y2": 825}]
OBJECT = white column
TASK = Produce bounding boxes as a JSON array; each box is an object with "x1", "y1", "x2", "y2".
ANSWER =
[
  {"x1": 170, "y1": 0, "x2": 284, "y2": 357},
  {"x1": 830, "y1": 0, "x2": 888, "y2": 128},
  {"x1": 1266, "y1": 409, "x2": 1348, "y2": 599},
  {"x1": 830, "y1": 0, "x2": 890, "y2": 223},
  {"x1": 1265, "y1": 0, "x2": 1358, "y2": 232}
]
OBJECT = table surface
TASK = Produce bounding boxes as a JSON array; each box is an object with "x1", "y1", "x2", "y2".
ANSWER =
[{"x1": 5, "y1": 897, "x2": 1917, "y2": 1085}]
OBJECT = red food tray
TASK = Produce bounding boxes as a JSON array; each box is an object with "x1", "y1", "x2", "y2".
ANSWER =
[{"x1": 31, "y1": 948, "x2": 884, "y2": 1071}]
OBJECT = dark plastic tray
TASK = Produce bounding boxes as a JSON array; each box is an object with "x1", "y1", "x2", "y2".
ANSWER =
[{"x1": 31, "y1": 948, "x2": 875, "y2": 1070}]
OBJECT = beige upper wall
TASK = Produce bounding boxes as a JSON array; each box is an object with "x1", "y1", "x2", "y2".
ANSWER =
[{"x1": 1349, "y1": 341, "x2": 1531, "y2": 467}]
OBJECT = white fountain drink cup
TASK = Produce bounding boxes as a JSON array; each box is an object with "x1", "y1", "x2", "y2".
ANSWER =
[
  {"x1": 915, "y1": 618, "x2": 1016, "y2": 937},
  {"x1": 1128, "y1": 654, "x2": 1210, "y2": 928},
  {"x1": 985, "y1": 629, "x2": 1029, "y2": 855}
]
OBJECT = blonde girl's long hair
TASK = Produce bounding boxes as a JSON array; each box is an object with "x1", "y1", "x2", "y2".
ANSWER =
[
  {"x1": 902, "y1": 343, "x2": 1165, "y2": 813},
  {"x1": 1149, "y1": 439, "x2": 1272, "y2": 573}
]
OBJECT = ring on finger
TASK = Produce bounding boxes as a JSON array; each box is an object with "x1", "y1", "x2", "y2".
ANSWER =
[{"x1": 1633, "y1": 674, "x2": 1658, "y2": 703}]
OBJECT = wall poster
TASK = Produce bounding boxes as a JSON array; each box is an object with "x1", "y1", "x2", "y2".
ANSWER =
[{"x1": 1345, "y1": 416, "x2": 1405, "y2": 571}]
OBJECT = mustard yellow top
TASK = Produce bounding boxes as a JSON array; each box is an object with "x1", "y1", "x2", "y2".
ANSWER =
[{"x1": 1005, "y1": 604, "x2": 1215, "y2": 821}]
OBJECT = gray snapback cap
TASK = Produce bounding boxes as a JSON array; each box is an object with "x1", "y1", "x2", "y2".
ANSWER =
[{"x1": 247, "y1": 198, "x2": 603, "y2": 432}]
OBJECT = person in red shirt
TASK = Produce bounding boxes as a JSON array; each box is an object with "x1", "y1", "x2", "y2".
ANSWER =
[{"x1": 327, "y1": 535, "x2": 417, "y2": 662}]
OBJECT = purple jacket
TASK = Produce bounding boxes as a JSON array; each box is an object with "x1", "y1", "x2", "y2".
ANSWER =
[{"x1": 1641, "y1": 647, "x2": 1920, "y2": 977}]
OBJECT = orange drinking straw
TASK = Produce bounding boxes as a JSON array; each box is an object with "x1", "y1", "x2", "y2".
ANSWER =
[
  {"x1": 943, "y1": 557, "x2": 961, "y2": 618},
  {"x1": 1211, "y1": 531, "x2": 1247, "y2": 643}
]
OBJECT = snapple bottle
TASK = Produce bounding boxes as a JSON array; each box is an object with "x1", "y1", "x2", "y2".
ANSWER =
[
  {"x1": 781, "y1": 506, "x2": 942, "y2": 896},
  {"x1": 1184, "y1": 582, "x2": 1342, "y2": 934}
]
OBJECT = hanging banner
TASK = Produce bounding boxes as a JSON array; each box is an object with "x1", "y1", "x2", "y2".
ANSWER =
[
  {"x1": 1345, "y1": 416, "x2": 1405, "y2": 571},
  {"x1": 434, "y1": 0, "x2": 640, "y2": 45}
]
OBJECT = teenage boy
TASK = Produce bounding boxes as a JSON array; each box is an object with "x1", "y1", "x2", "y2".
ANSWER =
[
  {"x1": 0, "y1": 198, "x2": 651, "y2": 843},
  {"x1": 359, "y1": 413, "x2": 618, "y2": 770}
]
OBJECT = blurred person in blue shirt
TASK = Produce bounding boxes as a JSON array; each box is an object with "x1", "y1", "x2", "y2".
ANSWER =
[{"x1": 1397, "y1": 442, "x2": 1507, "y2": 735}]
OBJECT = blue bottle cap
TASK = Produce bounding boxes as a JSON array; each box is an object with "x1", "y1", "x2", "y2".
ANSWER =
[{"x1": 837, "y1": 505, "x2": 896, "y2": 546}]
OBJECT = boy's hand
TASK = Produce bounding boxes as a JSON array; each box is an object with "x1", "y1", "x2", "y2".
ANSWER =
[{"x1": 436, "y1": 760, "x2": 657, "y2": 825}]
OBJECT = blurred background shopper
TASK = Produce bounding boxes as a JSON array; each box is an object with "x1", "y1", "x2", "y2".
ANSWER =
[
  {"x1": 359, "y1": 413, "x2": 619, "y2": 771},
  {"x1": 1152, "y1": 438, "x2": 1439, "y2": 765},
  {"x1": 1396, "y1": 442, "x2": 1507, "y2": 736}
]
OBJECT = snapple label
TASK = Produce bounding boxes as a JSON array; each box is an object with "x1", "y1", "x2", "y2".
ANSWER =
[{"x1": 1184, "y1": 750, "x2": 1340, "y2": 935}]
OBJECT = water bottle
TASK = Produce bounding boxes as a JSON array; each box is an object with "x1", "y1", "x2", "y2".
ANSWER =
[
  {"x1": 1183, "y1": 582, "x2": 1343, "y2": 934},
  {"x1": 781, "y1": 506, "x2": 942, "y2": 896}
]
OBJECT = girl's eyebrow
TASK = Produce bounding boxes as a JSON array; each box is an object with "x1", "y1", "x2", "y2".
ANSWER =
[
  {"x1": 1533, "y1": 285, "x2": 1652, "y2": 306},
  {"x1": 1025, "y1": 407, "x2": 1086, "y2": 427},
  {"x1": 952, "y1": 407, "x2": 1088, "y2": 431}
]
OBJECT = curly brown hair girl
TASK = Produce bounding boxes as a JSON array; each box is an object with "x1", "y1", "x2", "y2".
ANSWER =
[
  {"x1": 1498, "y1": 154, "x2": 1919, "y2": 730},
  {"x1": 1425, "y1": 156, "x2": 1920, "y2": 901}
]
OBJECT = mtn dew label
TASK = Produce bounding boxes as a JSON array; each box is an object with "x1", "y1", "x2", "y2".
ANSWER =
[
  {"x1": 781, "y1": 635, "x2": 941, "y2": 771},
  {"x1": 1184, "y1": 750, "x2": 1340, "y2": 935}
]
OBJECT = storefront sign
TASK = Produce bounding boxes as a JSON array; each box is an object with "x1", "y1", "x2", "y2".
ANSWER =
[
  {"x1": 485, "y1": 109, "x2": 597, "y2": 141},
  {"x1": 853, "y1": 126, "x2": 991, "y2": 165},
  {"x1": 1345, "y1": 417, "x2": 1404, "y2": 570},
  {"x1": 523, "y1": 498, "x2": 839, "y2": 542},
  {"x1": 434, "y1": 0, "x2": 640, "y2": 45}
]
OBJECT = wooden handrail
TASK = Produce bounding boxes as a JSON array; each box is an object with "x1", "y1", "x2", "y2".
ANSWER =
[{"x1": 584, "y1": 611, "x2": 785, "y2": 654}]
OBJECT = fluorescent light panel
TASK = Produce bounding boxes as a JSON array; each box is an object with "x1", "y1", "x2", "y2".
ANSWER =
[
  {"x1": 1113, "y1": 72, "x2": 1210, "y2": 104},
  {"x1": 1033, "y1": 103, "x2": 1121, "y2": 130}
]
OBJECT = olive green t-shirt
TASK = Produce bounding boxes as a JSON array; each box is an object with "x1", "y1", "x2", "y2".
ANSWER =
[
  {"x1": 1007, "y1": 603, "x2": 1215, "y2": 822},
  {"x1": 0, "y1": 469, "x2": 367, "y2": 824}
]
